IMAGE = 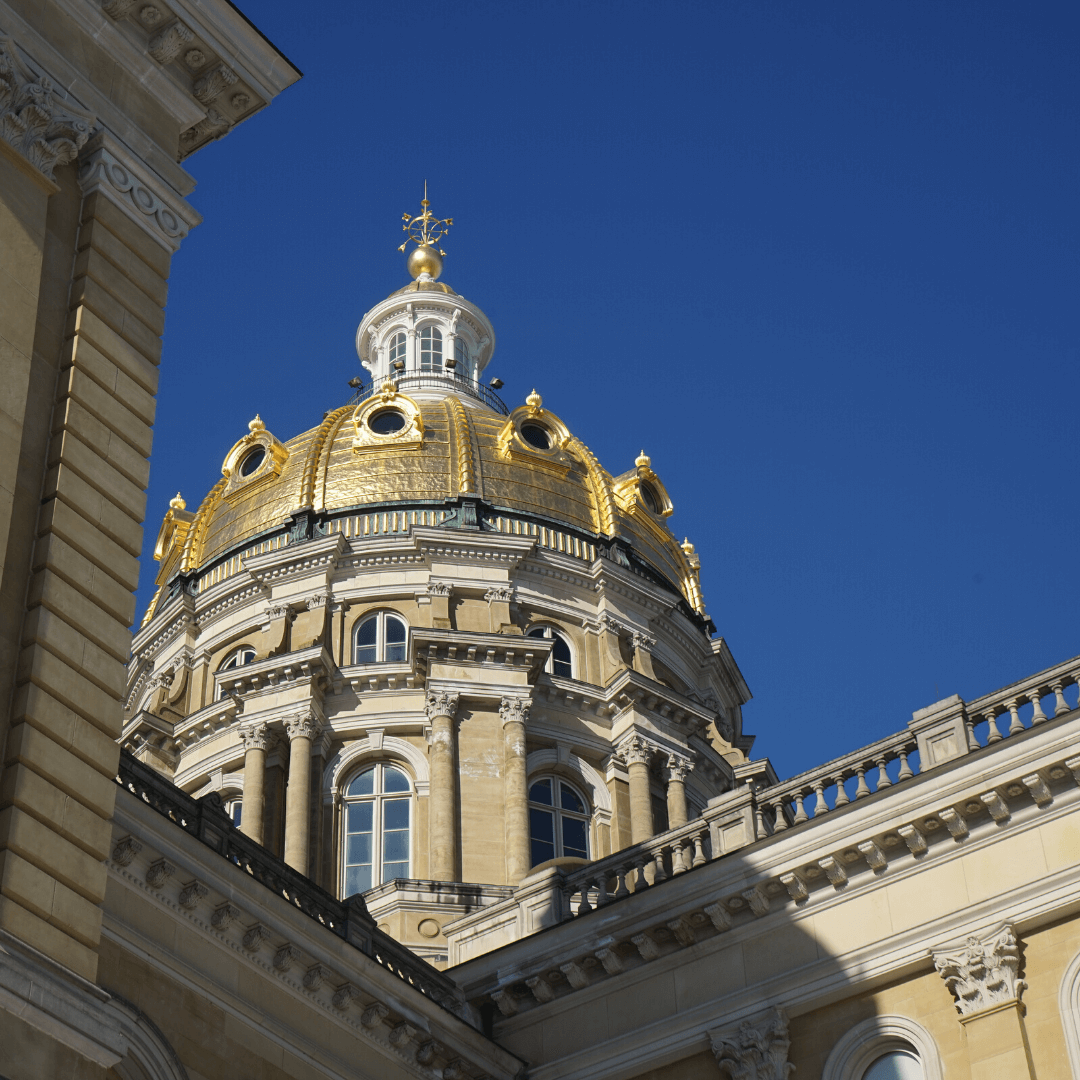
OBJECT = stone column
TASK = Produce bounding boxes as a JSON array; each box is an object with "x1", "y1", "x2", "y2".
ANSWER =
[
  {"x1": 621, "y1": 736, "x2": 655, "y2": 844},
  {"x1": 665, "y1": 754, "x2": 693, "y2": 829},
  {"x1": 500, "y1": 696, "x2": 532, "y2": 884},
  {"x1": 426, "y1": 690, "x2": 461, "y2": 882},
  {"x1": 239, "y1": 723, "x2": 270, "y2": 845},
  {"x1": 283, "y1": 712, "x2": 320, "y2": 875}
]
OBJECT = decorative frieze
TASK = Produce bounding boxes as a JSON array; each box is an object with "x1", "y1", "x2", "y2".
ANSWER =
[
  {"x1": 710, "y1": 1008, "x2": 793, "y2": 1080},
  {"x1": 933, "y1": 923, "x2": 1025, "y2": 1017},
  {"x1": 0, "y1": 37, "x2": 96, "y2": 180}
]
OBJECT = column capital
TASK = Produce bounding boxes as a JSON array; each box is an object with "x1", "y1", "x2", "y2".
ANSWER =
[
  {"x1": 284, "y1": 711, "x2": 321, "y2": 741},
  {"x1": 0, "y1": 36, "x2": 96, "y2": 184},
  {"x1": 484, "y1": 586, "x2": 513, "y2": 604},
  {"x1": 933, "y1": 922, "x2": 1025, "y2": 1017},
  {"x1": 77, "y1": 132, "x2": 201, "y2": 252},
  {"x1": 239, "y1": 722, "x2": 271, "y2": 752},
  {"x1": 499, "y1": 696, "x2": 531, "y2": 727},
  {"x1": 666, "y1": 753, "x2": 694, "y2": 782},
  {"x1": 709, "y1": 1007, "x2": 792, "y2": 1080},
  {"x1": 616, "y1": 733, "x2": 657, "y2": 767},
  {"x1": 425, "y1": 689, "x2": 460, "y2": 721}
]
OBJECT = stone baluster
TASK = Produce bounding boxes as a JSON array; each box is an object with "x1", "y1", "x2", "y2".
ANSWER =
[
  {"x1": 576, "y1": 882, "x2": 592, "y2": 916},
  {"x1": 769, "y1": 798, "x2": 788, "y2": 831},
  {"x1": 833, "y1": 773, "x2": 851, "y2": 807},
  {"x1": 239, "y1": 723, "x2": 270, "y2": 845},
  {"x1": 671, "y1": 837, "x2": 688, "y2": 874},
  {"x1": 792, "y1": 791, "x2": 809, "y2": 824},
  {"x1": 965, "y1": 714, "x2": 981, "y2": 750},
  {"x1": 283, "y1": 711, "x2": 321, "y2": 874},
  {"x1": 875, "y1": 756, "x2": 891, "y2": 789},
  {"x1": 652, "y1": 846, "x2": 668, "y2": 883},
  {"x1": 691, "y1": 829, "x2": 708, "y2": 867},
  {"x1": 500, "y1": 696, "x2": 532, "y2": 884},
  {"x1": 633, "y1": 852, "x2": 650, "y2": 890},
  {"x1": 665, "y1": 754, "x2": 692, "y2": 830},
  {"x1": 985, "y1": 708, "x2": 1003, "y2": 743},
  {"x1": 613, "y1": 866, "x2": 631, "y2": 899},
  {"x1": 897, "y1": 747, "x2": 915, "y2": 780},
  {"x1": 1052, "y1": 680, "x2": 1071, "y2": 716},
  {"x1": 812, "y1": 778, "x2": 829, "y2": 816},
  {"x1": 619, "y1": 736, "x2": 655, "y2": 844},
  {"x1": 1028, "y1": 690, "x2": 1048, "y2": 725},
  {"x1": 426, "y1": 691, "x2": 461, "y2": 882},
  {"x1": 854, "y1": 764, "x2": 871, "y2": 798},
  {"x1": 1006, "y1": 699, "x2": 1024, "y2": 736}
]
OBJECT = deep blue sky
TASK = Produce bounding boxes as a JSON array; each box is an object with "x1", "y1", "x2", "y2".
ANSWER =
[{"x1": 145, "y1": 0, "x2": 1080, "y2": 780}]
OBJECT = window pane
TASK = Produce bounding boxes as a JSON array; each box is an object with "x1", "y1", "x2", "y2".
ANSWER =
[
  {"x1": 385, "y1": 617, "x2": 406, "y2": 642},
  {"x1": 527, "y1": 626, "x2": 548, "y2": 640},
  {"x1": 562, "y1": 816, "x2": 588, "y2": 859},
  {"x1": 383, "y1": 798, "x2": 410, "y2": 828},
  {"x1": 383, "y1": 768, "x2": 410, "y2": 794},
  {"x1": 346, "y1": 771, "x2": 375, "y2": 798},
  {"x1": 530, "y1": 805, "x2": 555, "y2": 862},
  {"x1": 222, "y1": 656, "x2": 237, "y2": 670},
  {"x1": 552, "y1": 635, "x2": 572, "y2": 677},
  {"x1": 355, "y1": 645, "x2": 377, "y2": 664},
  {"x1": 560, "y1": 782, "x2": 585, "y2": 814},
  {"x1": 344, "y1": 864, "x2": 371, "y2": 895},
  {"x1": 229, "y1": 801, "x2": 242, "y2": 827},
  {"x1": 383, "y1": 861, "x2": 409, "y2": 881},
  {"x1": 529, "y1": 779, "x2": 553, "y2": 805},
  {"x1": 383, "y1": 830, "x2": 409, "y2": 863},
  {"x1": 356, "y1": 618, "x2": 377, "y2": 644},
  {"x1": 346, "y1": 832, "x2": 372, "y2": 865},
  {"x1": 385, "y1": 643, "x2": 406, "y2": 662},
  {"x1": 241, "y1": 650, "x2": 255, "y2": 664},
  {"x1": 863, "y1": 1052, "x2": 922, "y2": 1080}
]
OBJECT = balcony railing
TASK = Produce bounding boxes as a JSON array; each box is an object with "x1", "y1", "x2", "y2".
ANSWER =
[{"x1": 346, "y1": 371, "x2": 510, "y2": 415}]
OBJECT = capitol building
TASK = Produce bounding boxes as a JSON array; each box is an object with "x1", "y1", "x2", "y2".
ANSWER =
[{"x1": 1, "y1": 4, "x2": 1079, "y2": 1080}]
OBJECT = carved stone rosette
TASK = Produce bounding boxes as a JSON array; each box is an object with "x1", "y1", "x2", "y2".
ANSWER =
[
  {"x1": 933, "y1": 923, "x2": 1026, "y2": 1017},
  {"x1": 709, "y1": 1008, "x2": 794, "y2": 1080}
]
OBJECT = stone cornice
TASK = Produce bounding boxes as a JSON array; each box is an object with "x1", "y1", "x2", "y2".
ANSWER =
[{"x1": 77, "y1": 131, "x2": 201, "y2": 252}]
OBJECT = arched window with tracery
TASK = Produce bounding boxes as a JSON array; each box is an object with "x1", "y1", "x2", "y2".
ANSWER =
[
  {"x1": 217, "y1": 646, "x2": 255, "y2": 698},
  {"x1": 419, "y1": 325, "x2": 443, "y2": 372},
  {"x1": 388, "y1": 331, "x2": 406, "y2": 372},
  {"x1": 353, "y1": 612, "x2": 407, "y2": 664},
  {"x1": 528, "y1": 775, "x2": 589, "y2": 866},
  {"x1": 527, "y1": 625, "x2": 573, "y2": 678},
  {"x1": 341, "y1": 763, "x2": 412, "y2": 895}
]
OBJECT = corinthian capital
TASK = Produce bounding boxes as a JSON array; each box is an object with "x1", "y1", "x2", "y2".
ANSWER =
[
  {"x1": 710, "y1": 1008, "x2": 793, "y2": 1080},
  {"x1": 284, "y1": 711, "x2": 321, "y2": 741},
  {"x1": 239, "y1": 723, "x2": 271, "y2": 752},
  {"x1": 631, "y1": 629, "x2": 657, "y2": 652},
  {"x1": 617, "y1": 734, "x2": 655, "y2": 767},
  {"x1": 666, "y1": 753, "x2": 694, "y2": 782},
  {"x1": 484, "y1": 586, "x2": 513, "y2": 603},
  {"x1": 499, "y1": 697, "x2": 531, "y2": 726},
  {"x1": 933, "y1": 923, "x2": 1025, "y2": 1016},
  {"x1": 425, "y1": 690, "x2": 460, "y2": 721}
]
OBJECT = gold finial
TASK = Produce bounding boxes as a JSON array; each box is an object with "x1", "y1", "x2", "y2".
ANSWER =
[
  {"x1": 249, "y1": 414, "x2": 265, "y2": 433},
  {"x1": 526, "y1": 388, "x2": 543, "y2": 411},
  {"x1": 170, "y1": 492, "x2": 186, "y2": 511},
  {"x1": 681, "y1": 537, "x2": 695, "y2": 555},
  {"x1": 635, "y1": 450, "x2": 651, "y2": 471},
  {"x1": 398, "y1": 181, "x2": 453, "y2": 280}
]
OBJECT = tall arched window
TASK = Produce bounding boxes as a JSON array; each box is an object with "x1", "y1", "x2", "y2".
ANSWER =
[
  {"x1": 419, "y1": 325, "x2": 442, "y2": 372},
  {"x1": 217, "y1": 646, "x2": 255, "y2": 698},
  {"x1": 862, "y1": 1052, "x2": 921, "y2": 1080},
  {"x1": 454, "y1": 337, "x2": 469, "y2": 377},
  {"x1": 822, "y1": 1016, "x2": 941, "y2": 1080},
  {"x1": 527, "y1": 625, "x2": 573, "y2": 678},
  {"x1": 353, "y1": 612, "x2": 407, "y2": 664},
  {"x1": 529, "y1": 776, "x2": 589, "y2": 866},
  {"x1": 388, "y1": 331, "x2": 406, "y2": 371},
  {"x1": 342, "y1": 763, "x2": 411, "y2": 895}
]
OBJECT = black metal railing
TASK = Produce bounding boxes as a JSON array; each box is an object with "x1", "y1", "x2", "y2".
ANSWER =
[
  {"x1": 346, "y1": 371, "x2": 510, "y2": 415},
  {"x1": 115, "y1": 751, "x2": 465, "y2": 1012}
]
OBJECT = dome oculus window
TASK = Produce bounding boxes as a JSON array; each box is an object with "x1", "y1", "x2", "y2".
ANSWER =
[
  {"x1": 342, "y1": 763, "x2": 412, "y2": 894},
  {"x1": 527, "y1": 625, "x2": 572, "y2": 677},
  {"x1": 639, "y1": 481, "x2": 662, "y2": 514},
  {"x1": 529, "y1": 776, "x2": 589, "y2": 865},
  {"x1": 368, "y1": 408, "x2": 406, "y2": 435},
  {"x1": 353, "y1": 612, "x2": 408, "y2": 664},
  {"x1": 239, "y1": 447, "x2": 265, "y2": 477},
  {"x1": 419, "y1": 326, "x2": 443, "y2": 372},
  {"x1": 521, "y1": 423, "x2": 552, "y2": 450}
]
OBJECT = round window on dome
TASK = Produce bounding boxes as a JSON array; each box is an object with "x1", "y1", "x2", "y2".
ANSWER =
[
  {"x1": 640, "y1": 482, "x2": 662, "y2": 514},
  {"x1": 369, "y1": 408, "x2": 407, "y2": 435},
  {"x1": 239, "y1": 447, "x2": 265, "y2": 476},
  {"x1": 521, "y1": 423, "x2": 552, "y2": 450}
]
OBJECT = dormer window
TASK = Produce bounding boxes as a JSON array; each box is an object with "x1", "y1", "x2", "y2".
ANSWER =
[
  {"x1": 354, "y1": 612, "x2": 408, "y2": 664},
  {"x1": 640, "y1": 481, "x2": 662, "y2": 514},
  {"x1": 389, "y1": 331, "x2": 406, "y2": 371},
  {"x1": 420, "y1": 326, "x2": 443, "y2": 372},
  {"x1": 239, "y1": 447, "x2": 265, "y2": 476}
]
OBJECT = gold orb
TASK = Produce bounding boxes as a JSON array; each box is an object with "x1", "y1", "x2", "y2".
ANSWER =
[{"x1": 407, "y1": 245, "x2": 443, "y2": 280}]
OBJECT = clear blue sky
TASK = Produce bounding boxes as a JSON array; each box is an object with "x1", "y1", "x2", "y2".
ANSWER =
[{"x1": 144, "y1": 0, "x2": 1080, "y2": 781}]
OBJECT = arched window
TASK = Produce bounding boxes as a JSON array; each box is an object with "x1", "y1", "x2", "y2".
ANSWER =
[
  {"x1": 419, "y1": 325, "x2": 442, "y2": 372},
  {"x1": 862, "y1": 1052, "x2": 921, "y2": 1080},
  {"x1": 342, "y1": 763, "x2": 411, "y2": 895},
  {"x1": 222, "y1": 793, "x2": 242, "y2": 827},
  {"x1": 388, "y1": 331, "x2": 406, "y2": 371},
  {"x1": 353, "y1": 612, "x2": 407, "y2": 664},
  {"x1": 529, "y1": 776, "x2": 589, "y2": 866},
  {"x1": 217, "y1": 646, "x2": 255, "y2": 698},
  {"x1": 527, "y1": 625, "x2": 573, "y2": 678}
]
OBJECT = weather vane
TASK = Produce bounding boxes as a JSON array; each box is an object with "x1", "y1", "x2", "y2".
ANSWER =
[{"x1": 398, "y1": 181, "x2": 453, "y2": 257}]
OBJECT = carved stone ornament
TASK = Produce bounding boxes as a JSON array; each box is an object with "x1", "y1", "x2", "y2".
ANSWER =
[
  {"x1": 933, "y1": 923, "x2": 1025, "y2": 1017},
  {"x1": 499, "y1": 696, "x2": 531, "y2": 727},
  {"x1": 618, "y1": 734, "x2": 654, "y2": 767},
  {"x1": 0, "y1": 38, "x2": 96, "y2": 180},
  {"x1": 710, "y1": 1008, "x2": 794, "y2": 1080},
  {"x1": 631, "y1": 629, "x2": 657, "y2": 652},
  {"x1": 178, "y1": 880, "x2": 208, "y2": 910},
  {"x1": 284, "y1": 712, "x2": 321, "y2": 741},
  {"x1": 148, "y1": 19, "x2": 195, "y2": 65},
  {"x1": 193, "y1": 63, "x2": 238, "y2": 106},
  {"x1": 144, "y1": 858, "x2": 175, "y2": 889},
  {"x1": 425, "y1": 690, "x2": 460, "y2": 721},
  {"x1": 102, "y1": 0, "x2": 139, "y2": 18},
  {"x1": 427, "y1": 581, "x2": 452, "y2": 597},
  {"x1": 484, "y1": 586, "x2": 513, "y2": 603},
  {"x1": 352, "y1": 383, "x2": 424, "y2": 455},
  {"x1": 242, "y1": 924, "x2": 270, "y2": 952},
  {"x1": 112, "y1": 835, "x2": 143, "y2": 866},
  {"x1": 179, "y1": 107, "x2": 231, "y2": 154},
  {"x1": 239, "y1": 723, "x2": 271, "y2": 752},
  {"x1": 667, "y1": 754, "x2": 693, "y2": 782},
  {"x1": 273, "y1": 943, "x2": 301, "y2": 972},
  {"x1": 210, "y1": 902, "x2": 241, "y2": 930}
]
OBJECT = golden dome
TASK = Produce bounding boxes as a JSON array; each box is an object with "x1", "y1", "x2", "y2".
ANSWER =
[{"x1": 152, "y1": 387, "x2": 708, "y2": 625}]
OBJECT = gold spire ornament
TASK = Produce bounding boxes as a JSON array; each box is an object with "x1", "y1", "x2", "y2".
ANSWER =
[{"x1": 398, "y1": 181, "x2": 452, "y2": 280}]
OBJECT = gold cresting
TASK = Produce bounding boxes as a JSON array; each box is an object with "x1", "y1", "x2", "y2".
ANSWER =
[{"x1": 398, "y1": 181, "x2": 453, "y2": 257}]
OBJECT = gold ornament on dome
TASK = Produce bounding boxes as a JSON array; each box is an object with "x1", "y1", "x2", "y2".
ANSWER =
[
  {"x1": 399, "y1": 182, "x2": 453, "y2": 280},
  {"x1": 351, "y1": 383, "x2": 424, "y2": 455}
]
